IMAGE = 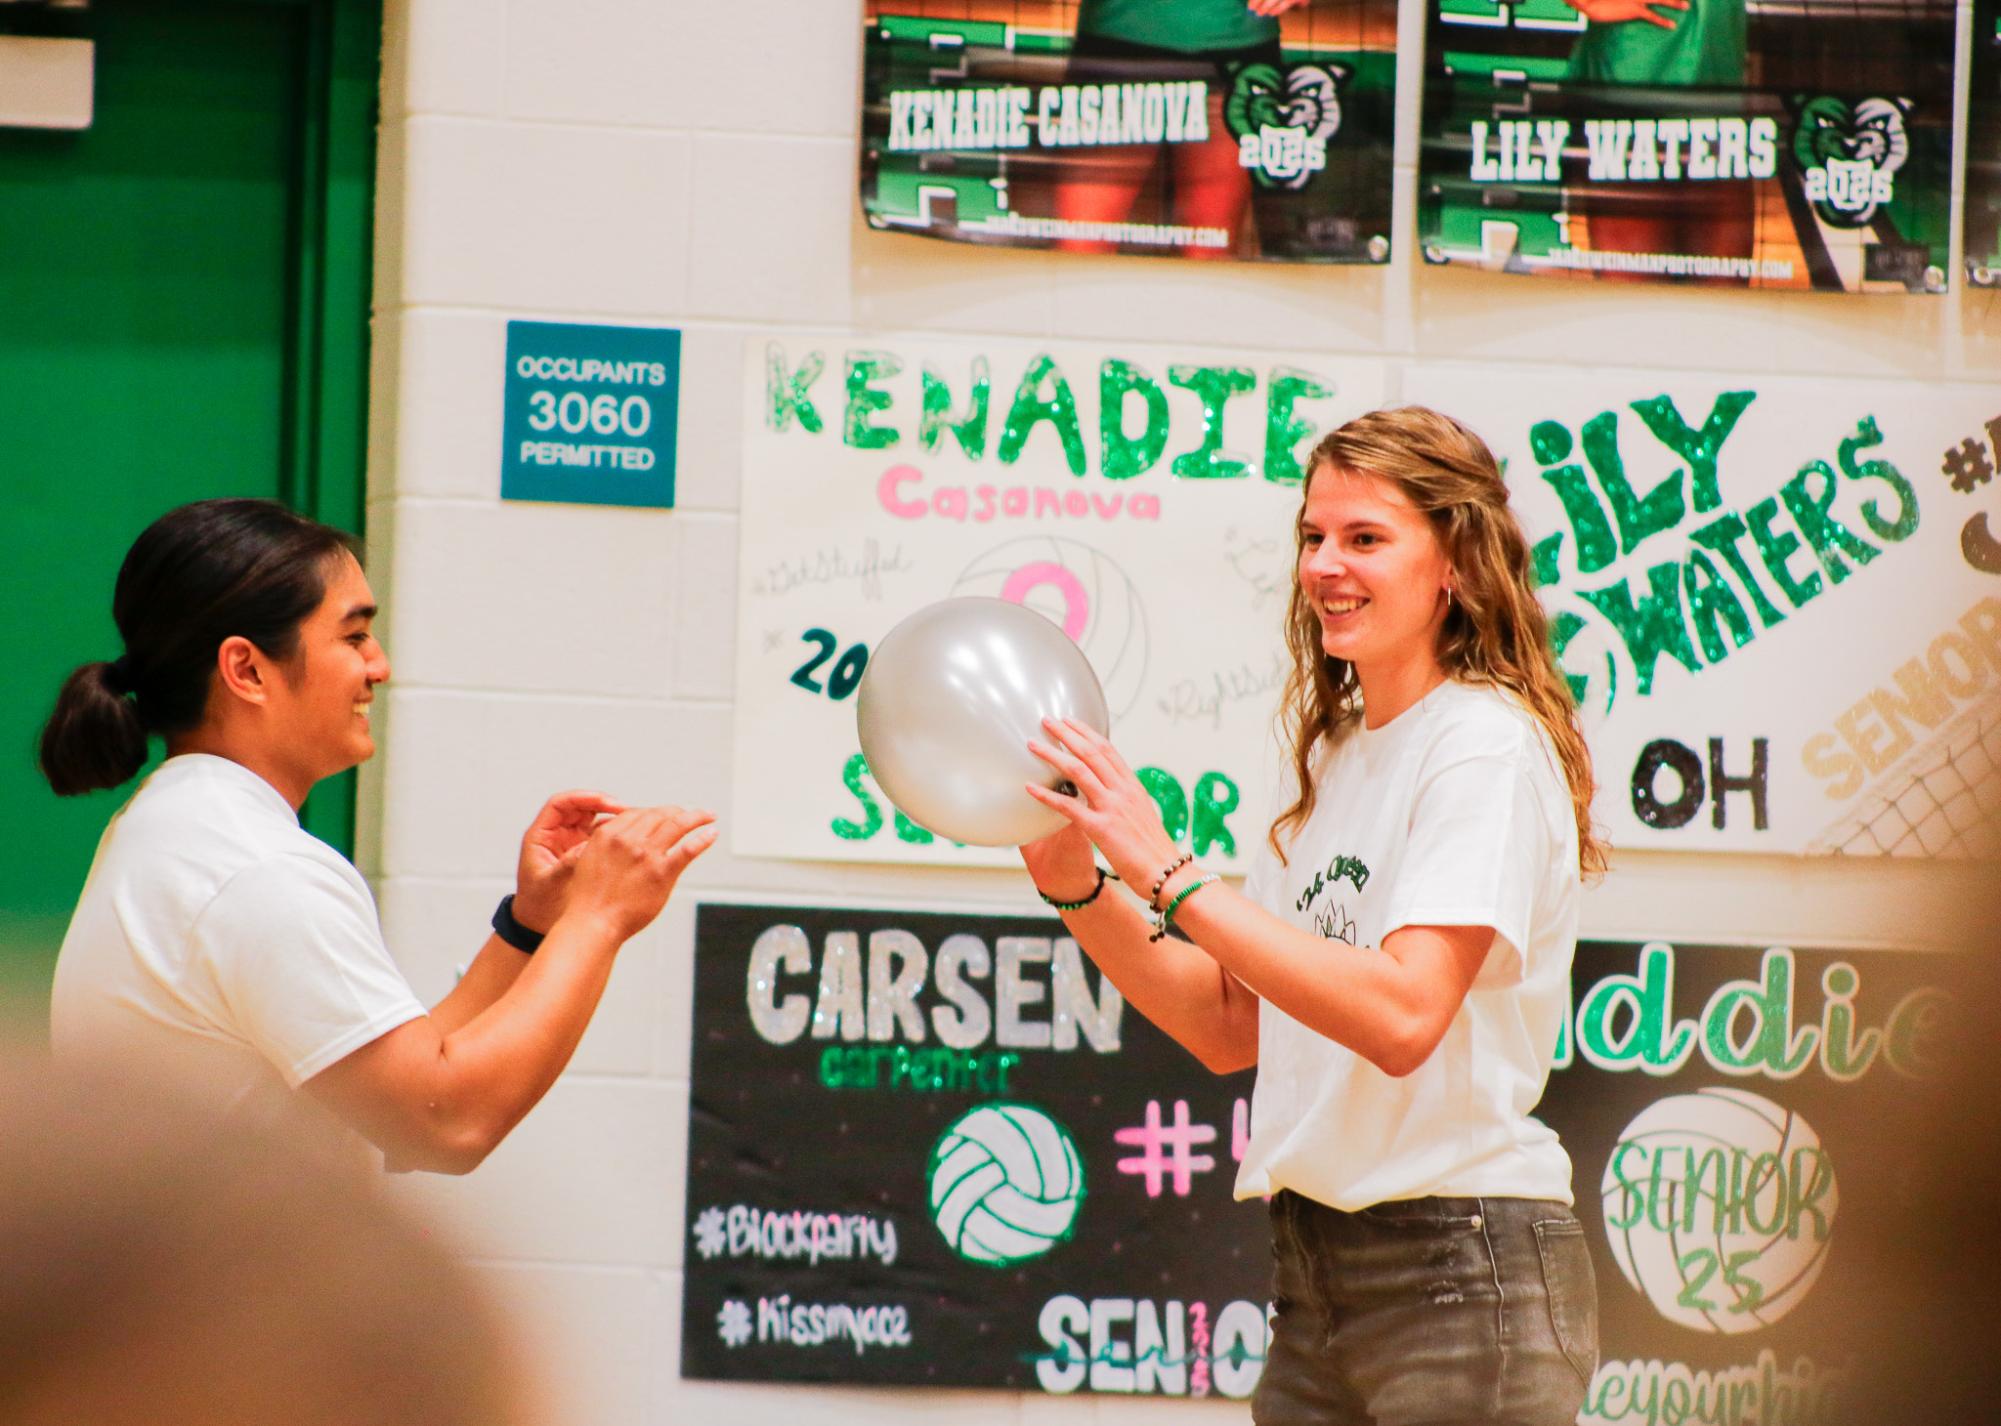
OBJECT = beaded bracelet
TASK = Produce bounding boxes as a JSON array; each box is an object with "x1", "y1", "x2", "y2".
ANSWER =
[
  {"x1": 1146, "y1": 852, "x2": 1194, "y2": 910},
  {"x1": 1037, "y1": 866, "x2": 1118, "y2": 911},
  {"x1": 1149, "y1": 874, "x2": 1217, "y2": 943}
]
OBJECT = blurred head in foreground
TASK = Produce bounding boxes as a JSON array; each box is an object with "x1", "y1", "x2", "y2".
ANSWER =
[{"x1": 0, "y1": 1059, "x2": 539, "y2": 1426}]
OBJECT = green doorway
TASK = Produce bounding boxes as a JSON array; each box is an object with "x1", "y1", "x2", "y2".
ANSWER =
[{"x1": 0, "y1": 0, "x2": 380, "y2": 1023}]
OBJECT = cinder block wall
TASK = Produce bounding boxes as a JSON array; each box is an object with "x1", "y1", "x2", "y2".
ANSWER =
[{"x1": 364, "y1": 3, "x2": 1997, "y2": 1422}]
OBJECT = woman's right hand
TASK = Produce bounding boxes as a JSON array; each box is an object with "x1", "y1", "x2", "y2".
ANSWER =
[
  {"x1": 1019, "y1": 822, "x2": 1100, "y2": 905},
  {"x1": 564, "y1": 805, "x2": 717, "y2": 942}
]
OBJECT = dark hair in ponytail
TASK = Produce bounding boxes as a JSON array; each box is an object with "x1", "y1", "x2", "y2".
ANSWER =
[{"x1": 38, "y1": 499, "x2": 357, "y2": 797}]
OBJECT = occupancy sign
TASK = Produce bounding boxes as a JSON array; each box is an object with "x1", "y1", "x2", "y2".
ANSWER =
[
  {"x1": 679, "y1": 901, "x2": 1955, "y2": 1419},
  {"x1": 1417, "y1": 0, "x2": 1956, "y2": 292},
  {"x1": 500, "y1": 319, "x2": 680, "y2": 507}
]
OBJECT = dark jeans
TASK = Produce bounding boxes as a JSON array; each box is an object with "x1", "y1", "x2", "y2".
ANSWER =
[{"x1": 1254, "y1": 1191, "x2": 1599, "y2": 1426}]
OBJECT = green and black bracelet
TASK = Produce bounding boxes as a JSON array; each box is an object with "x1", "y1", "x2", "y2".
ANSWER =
[
  {"x1": 1037, "y1": 866, "x2": 1118, "y2": 911},
  {"x1": 1149, "y1": 873, "x2": 1218, "y2": 943}
]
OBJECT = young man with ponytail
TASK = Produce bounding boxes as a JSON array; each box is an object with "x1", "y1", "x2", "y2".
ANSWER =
[
  {"x1": 41, "y1": 499, "x2": 715, "y2": 1173},
  {"x1": 1018, "y1": 408, "x2": 1602, "y2": 1424}
]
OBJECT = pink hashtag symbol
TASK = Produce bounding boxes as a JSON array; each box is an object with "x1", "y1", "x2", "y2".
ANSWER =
[{"x1": 1114, "y1": 1098, "x2": 1217, "y2": 1197}]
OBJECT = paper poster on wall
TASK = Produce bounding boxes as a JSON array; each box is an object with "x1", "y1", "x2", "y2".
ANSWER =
[
  {"x1": 1417, "y1": 0, "x2": 1955, "y2": 292},
  {"x1": 1403, "y1": 368, "x2": 2001, "y2": 856},
  {"x1": 732, "y1": 333, "x2": 1385, "y2": 869},
  {"x1": 680, "y1": 902, "x2": 1954, "y2": 1419},
  {"x1": 1969, "y1": 0, "x2": 2001, "y2": 285},
  {"x1": 860, "y1": 0, "x2": 1396, "y2": 262}
]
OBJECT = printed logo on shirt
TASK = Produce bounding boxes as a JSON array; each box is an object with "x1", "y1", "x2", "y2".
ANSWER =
[
  {"x1": 1294, "y1": 852, "x2": 1369, "y2": 944},
  {"x1": 1312, "y1": 901, "x2": 1357, "y2": 945}
]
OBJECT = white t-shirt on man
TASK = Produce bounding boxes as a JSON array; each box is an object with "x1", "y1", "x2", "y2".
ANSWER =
[
  {"x1": 50, "y1": 754, "x2": 425, "y2": 1123},
  {"x1": 1234, "y1": 679, "x2": 1581, "y2": 1210}
]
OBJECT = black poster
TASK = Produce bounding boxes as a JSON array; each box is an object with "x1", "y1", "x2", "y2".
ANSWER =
[
  {"x1": 1417, "y1": 0, "x2": 1957, "y2": 292},
  {"x1": 682, "y1": 903, "x2": 1952, "y2": 1420},
  {"x1": 1970, "y1": 0, "x2": 2001, "y2": 285},
  {"x1": 859, "y1": 0, "x2": 1397, "y2": 263}
]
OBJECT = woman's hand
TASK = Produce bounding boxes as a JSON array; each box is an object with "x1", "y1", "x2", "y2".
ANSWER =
[
  {"x1": 1019, "y1": 822, "x2": 1100, "y2": 903},
  {"x1": 1025, "y1": 718, "x2": 1183, "y2": 895}
]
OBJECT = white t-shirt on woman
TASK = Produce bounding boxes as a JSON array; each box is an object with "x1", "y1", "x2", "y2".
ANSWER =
[
  {"x1": 50, "y1": 754, "x2": 425, "y2": 1124},
  {"x1": 1235, "y1": 679, "x2": 1581, "y2": 1210}
]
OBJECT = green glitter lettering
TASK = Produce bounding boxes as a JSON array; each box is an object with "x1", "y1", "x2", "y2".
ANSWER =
[
  {"x1": 1629, "y1": 390, "x2": 1755, "y2": 515},
  {"x1": 1540, "y1": 462, "x2": 1618, "y2": 575},
  {"x1": 1683, "y1": 549, "x2": 1753, "y2": 663},
  {"x1": 1531, "y1": 532, "x2": 1564, "y2": 589},
  {"x1": 1580, "y1": 561, "x2": 1703, "y2": 696},
  {"x1": 1583, "y1": 410, "x2": 1684, "y2": 556},
  {"x1": 1884, "y1": 986, "x2": 1948, "y2": 1078},
  {"x1": 895, "y1": 809, "x2": 936, "y2": 844},
  {"x1": 1264, "y1": 368, "x2": 1333, "y2": 485},
  {"x1": 997, "y1": 354, "x2": 1087, "y2": 475},
  {"x1": 1575, "y1": 943, "x2": 1698, "y2": 1073},
  {"x1": 920, "y1": 358, "x2": 991, "y2": 460},
  {"x1": 1838, "y1": 415, "x2": 1919, "y2": 542},
  {"x1": 1099, "y1": 360, "x2": 1168, "y2": 480},
  {"x1": 1782, "y1": 461, "x2": 1879, "y2": 584},
  {"x1": 1137, "y1": 766, "x2": 1189, "y2": 843},
  {"x1": 1548, "y1": 609, "x2": 1591, "y2": 705},
  {"x1": 833, "y1": 753, "x2": 884, "y2": 841},
  {"x1": 1690, "y1": 513, "x2": 1788, "y2": 629},
  {"x1": 1746, "y1": 497, "x2": 1822, "y2": 607},
  {"x1": 1528, "y1": 419, "x2": 1573, "y2": 466},
  {"x1": 1701, "y1": 948, "x2": 1818, "y2": 1077},
  {"x1": 1818, "y1": 963, "x2": 1881, "y2": 1081},
  {"x1": 1190, "y1": 772, "x2": 1240, "y2": 858},
  {"x1": 766, "y1": 344, "x2": 825, "y2": 434},
  {"x1": 1167, "y1": 365, "x2": 1255, "y2": 480},
  {"x1": 843, "y1": 350, "x2": 902, "y2": 450}
]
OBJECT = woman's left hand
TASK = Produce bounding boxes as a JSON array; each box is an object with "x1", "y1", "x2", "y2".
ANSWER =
[{"x1": 1025, "y1": 718, "x2": 1183, "y2": 893}]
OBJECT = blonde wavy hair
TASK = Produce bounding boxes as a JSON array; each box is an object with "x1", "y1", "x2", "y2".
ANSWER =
[{"x1": 1270, "y1": 405, "x2": 1607, "y2": 877}]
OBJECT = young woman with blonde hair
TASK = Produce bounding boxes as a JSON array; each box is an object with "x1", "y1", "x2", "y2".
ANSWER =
[{"x1": 1020, "y1": 406, "x2": 1604, "y2": 1424}]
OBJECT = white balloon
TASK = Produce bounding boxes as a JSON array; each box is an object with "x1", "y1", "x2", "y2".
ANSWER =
[{"x1": 856, "y1": 598, "x2": 1111, "y2": 847}]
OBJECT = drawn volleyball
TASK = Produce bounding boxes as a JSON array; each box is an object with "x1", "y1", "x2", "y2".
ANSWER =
[
  {"x1": 1601, "y1": 1088, "x2": 1837, "y2": 1335},
  {"x1": 927, "y1": 1102, "x2": 1085, "y2": 1266},
  {"x1": 952, "y1": 536, "x2": 1149, "y2": 718}
]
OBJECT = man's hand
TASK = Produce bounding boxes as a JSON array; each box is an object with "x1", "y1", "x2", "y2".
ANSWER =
[
  {"x1": 512, "y1": 790, "x2": 626, "y2": 932},
  {"x1": 563, "y1": 805, "x2": 718, "y2": 943},
  {"x1": 1570, "y1": 0, "x2": 1688, "y2": 29}
]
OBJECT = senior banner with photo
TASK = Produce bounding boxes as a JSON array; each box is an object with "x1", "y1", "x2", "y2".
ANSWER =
[
  {"x1": 860, "y1": 0, "x2": 1396, "y2": 262},
  {"x1": 1418, "y1": 0, "x2": 1955, "y2": 292},
  {"x1": 1403, "y1": 368, "x2": 2001, "y2": 856},
  {"x1": 1970, "y1": 0, "x2": 2001, "y2": 285},
  {"x1": 733, "y1": 333, "x2": 1385, "y2": 869},
  {"x1": 680, "y1": 902, "x2": 1956, "y2": 1418}
]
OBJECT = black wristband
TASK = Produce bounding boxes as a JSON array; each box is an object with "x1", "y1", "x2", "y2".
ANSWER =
[{"x1": 491, "y1": 894, "x2": 546, "y2": 954}]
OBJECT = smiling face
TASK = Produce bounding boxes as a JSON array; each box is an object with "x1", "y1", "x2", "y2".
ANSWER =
[
  {"x1": 1296, "y1": 463, "x2": 1453, "y2": 717},
  {"x1": 266, "y1": 551, "x2": 390, "y2": 787}
]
